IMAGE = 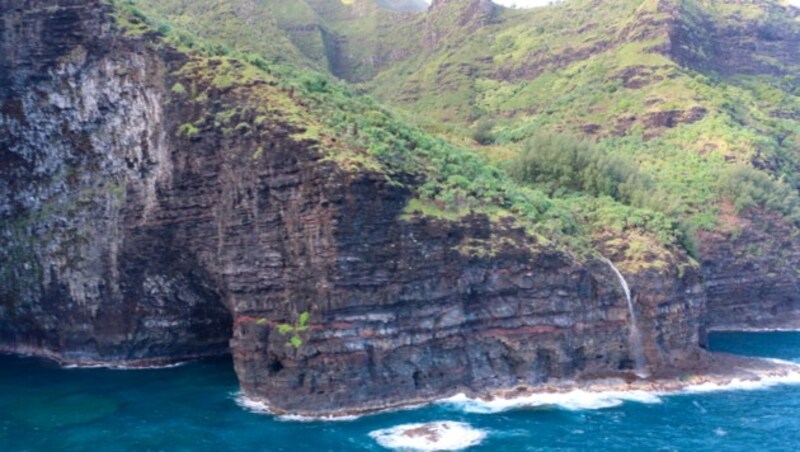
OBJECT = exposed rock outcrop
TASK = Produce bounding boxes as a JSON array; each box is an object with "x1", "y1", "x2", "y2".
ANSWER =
[
  {"x1": 1, "y1": 0, "x2": 707, "y2": 415},
  {"x1": 425, "y1": 0, "x2": 494, "y2": 48},
  {"x1": 0, "y1": 0, "x2": 232, "y2": 363},
  {"x1": 699, "y1": 207, "x2": 800, "y2": 331},
  {"x1": 668, "y1": 0, "x2": 800, "y2": 78}
]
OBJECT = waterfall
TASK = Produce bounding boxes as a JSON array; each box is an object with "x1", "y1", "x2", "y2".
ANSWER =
[{"x1": 602, "y1": 258, "x2": 648, "y2": 377}]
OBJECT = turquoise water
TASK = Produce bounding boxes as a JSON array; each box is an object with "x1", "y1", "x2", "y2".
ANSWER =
[{"x1": 1, "y1": 332, "x2": 800, "y2": 451}]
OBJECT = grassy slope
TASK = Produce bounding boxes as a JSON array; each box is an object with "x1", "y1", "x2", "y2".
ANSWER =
[
  {"x1": 123, "y1": 0, "x2": 318, "y2": 69},
  {"x1": 128, "y1": 0, "x2": 425, "y2": 82},
  {"x1": 366, "y1": 0, "x2": 800, "y2": 236},
  {"x1": 303, "y1": 0, "x2": 424, "y2": 81},
  {"x1": 112, "y1": 0, "x2": 684, "y2": 264},
  {"x1": 118, "y1": 0, "x2": 785, "y2": 268}
]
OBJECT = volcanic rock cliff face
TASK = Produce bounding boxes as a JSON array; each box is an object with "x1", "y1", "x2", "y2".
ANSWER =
[
  {"x1": 667, "y1": 0, "x2": 800, "y2": 330},
  {"x1": 699, "y1": 207, "x2": 800, "y2": 331},
  {"x1": 369, "y1": 0, "x2": 800, "y2": 331},
  {"x1": 669, "y1": 0, "x2": 800, "y2": 78},
  {"x1": 0, "y1": 0, "x2": 233, "y2": 362},
  {"x1": 0, "y1": 0, "x2": 706, "y2": 415}
]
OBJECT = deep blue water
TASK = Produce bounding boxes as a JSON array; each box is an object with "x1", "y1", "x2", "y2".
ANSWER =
[{"x1": 1, "y1": 332, "x2": 800, "y2": 451}]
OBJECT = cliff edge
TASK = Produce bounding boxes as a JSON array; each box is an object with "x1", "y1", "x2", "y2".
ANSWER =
[{"x1": 0, "y1": 0, "x2": 706, "y2": 415}]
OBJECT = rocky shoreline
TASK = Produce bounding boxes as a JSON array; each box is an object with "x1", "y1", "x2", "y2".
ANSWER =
[
  {"x1": 2, "y1": 0, "x2": 800, "y2": 419},
  {"x1": 486, "y1": 353, "x2": 800, "y2": 401},
  {"x1": 235, "y1": 352, "x2": 800, "y2": 419},
  {"x1": 4, "y1": 345, "x2": 800, "y2": 419}
]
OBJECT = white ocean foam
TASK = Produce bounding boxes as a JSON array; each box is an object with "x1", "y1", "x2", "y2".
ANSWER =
[
  {"x1": 62, "y1": 361, "x2": 187, "y2": 370},
  {"x1": 235, "y1": 393, "x2": 274, "y2": 415},
  {"x1": 63, "y1": 364, "x2": 109, "y2": 369},
  {"x1": 277, "y1": 413, "x2": 360, "y2": 423},
  {"x1": 370, "y1": 421, "x2": 487, "y2": 451},
  {"x1": 677, "y1": 359, "x2": 800, "y2": 394},
  {"x1": 233, "y1": 392, "x2": 360, "y2": 422},
  {"x1": 234, "y1": 359, "x2": 800, "y2": 422},
  {"x1": 112, "y1": 362, "x2": 187, "y2": 370},
  {"x1": 682, "y1": 372, "x2": 800, "y2": 394},
  {"x1": 440, "y1": 360, "x2": 800, "y2": 415},
  {"x1": 767, "y1": 358, "x2": 800, "y2": 366},
  {"x1": 441, "y1": 390, "x2": 662, "y2": 414}
]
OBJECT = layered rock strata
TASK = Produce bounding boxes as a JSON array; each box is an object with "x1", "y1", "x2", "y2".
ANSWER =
[{"x1": 0, "y1": 0, "x2": 706, "y2": 415}]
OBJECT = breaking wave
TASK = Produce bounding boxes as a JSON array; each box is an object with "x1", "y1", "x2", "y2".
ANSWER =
[
  {"x1": 441, "y1": 390, "x2": 661, "y2": 413},
  {"x1": 369, "y1": 421, "x2": 487, "y2": 451},
  {"x1": 233, "y1": 392, "x2": 360, "y2": 422},
  {"x1": 682, "y1": 359, "x2": 800, "y2": 394},
  {"x1": 63, "y1": 362, "x2": 187, "y2": 370}
]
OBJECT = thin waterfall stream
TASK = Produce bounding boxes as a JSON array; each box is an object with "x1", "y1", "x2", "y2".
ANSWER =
[{"x1": 602, "y1": 258, "x2": 648, "y2": 377}]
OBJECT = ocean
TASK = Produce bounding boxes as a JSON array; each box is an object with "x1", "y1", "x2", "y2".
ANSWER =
[{"x1": 1, "y1": 331, "x2": 799, "y2": 451}]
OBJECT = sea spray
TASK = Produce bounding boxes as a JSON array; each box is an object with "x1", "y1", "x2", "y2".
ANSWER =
[
  {"x1": 438, "y1": 362, "x2": 800, "y2": 416},
  {"x1": 441, "y1": 390, "x2": 662, "y2": 413},
  {"x1": 233, "y1": 393, "x2": 361, "y2": 421},
  {"x1": 603, "y1": 258, "x2": 648, "y2": 377},
  {"x1": 681, "y1": 359, "x2": 800, "y2": 394},
  {"x1": 62, "y1": 362, "x2": 187, "y2": 370},
  {"x1": 369, "y1": 421, "x2": 488, "y2": 451}
]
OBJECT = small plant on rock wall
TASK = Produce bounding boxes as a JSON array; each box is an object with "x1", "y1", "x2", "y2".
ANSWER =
[{"x1": 277, "y1": 311, "x2": 310, "y2": 348}]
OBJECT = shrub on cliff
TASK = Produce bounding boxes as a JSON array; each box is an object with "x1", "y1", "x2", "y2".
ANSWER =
[
  {"x1": 471, "y1": 119, "x2": 496, "y2": 145},
  {"x1": 506, "y1": 132, "x2": 700, "y2": 253},
  {"x1": 507, "y1": 132, "x2": 652, "y2": 205},
  {"x1": 718, "y1": 166, "x2": 800, "y2": 225}
]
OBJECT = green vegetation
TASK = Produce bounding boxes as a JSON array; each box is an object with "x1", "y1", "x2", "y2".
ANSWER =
[
  {"x1": 718, "y1": 166, "x2": 800, "y2": 225},
  {"x1": 109, "y1": 0, "x2": 151, "y2": 36},
  {"x1": 277, "y1": 312, "x2": 311, "y2": 348},
  {"x1": 107, "y1": 0, "x2": 800, "y2": 266},
  {"x1": 283, "y1": 67, "x2": 586, "y2": 245},
  {"x1": 170, "y1": 82, "x2": 186, "y2": 95},
  {"x1": 471, "y1": 120, "x2": 497, "y2": 145},
  {"x1": 178, "y1": 123, "x2": 199, "y2": 137},
  {"x1": 113, "y1": 0, "x2": 312, "y2": 67},
  {"x1": 507, "y1": 133, "x2": 653, "y2": 207},
  {"x1": 124, "y1": 0, "x2": 423, "y2": 82},
  {"x1": 364, "y1": 0, "x2": 800, "y2": 259}
]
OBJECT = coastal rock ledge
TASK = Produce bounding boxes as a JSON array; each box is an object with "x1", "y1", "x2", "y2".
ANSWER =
[{"x1": 0, "y1": 0, "x2": 717, "y2": 417}]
